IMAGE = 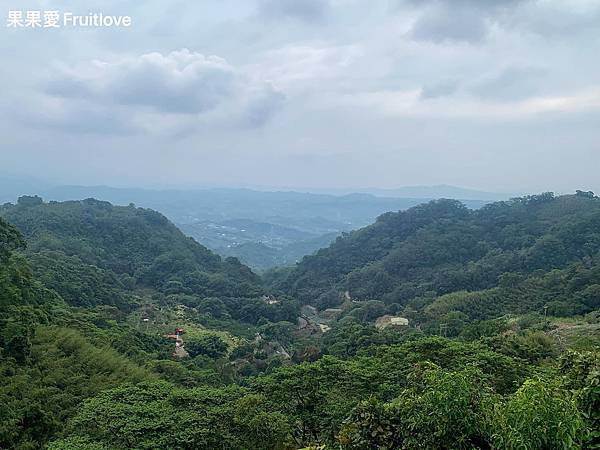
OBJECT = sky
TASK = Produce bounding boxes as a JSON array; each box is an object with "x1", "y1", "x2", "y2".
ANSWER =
[{"x1": 1, "y1": 0, "x2": 599, "y2": 194}]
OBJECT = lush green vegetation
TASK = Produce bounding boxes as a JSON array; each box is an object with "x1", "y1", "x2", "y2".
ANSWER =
[
  {"x1": 1, "y1": 193, "x2": 599, "y2": 449},
  {"x1": 0, "y1": 197, "x2": 299, "y2": 324},
  {"x1": 269, "y1": 192, "x2": 600, "y2": 318}
]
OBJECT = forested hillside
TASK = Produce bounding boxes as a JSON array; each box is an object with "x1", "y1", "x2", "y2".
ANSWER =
[
  {"x1": 1, "y1": 193, "x2": 599, "y2": 449},
  {"x1": 0, "y1": 196, "x2": 300, "y2": 324},
  {"x1": 269, "y1": 192, "x2": 600, "y2": 325}
]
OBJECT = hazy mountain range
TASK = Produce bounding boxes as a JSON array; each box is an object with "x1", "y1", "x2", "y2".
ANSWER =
[{"x1": 0, "y1": 175, "x2": 507, "y2": 270}]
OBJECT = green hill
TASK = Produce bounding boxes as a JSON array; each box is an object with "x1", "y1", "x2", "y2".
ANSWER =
[
  {"x1": 269, "y1": 192, "x2": 600, "y2": 320},
  {"x1": 0, "y1": 196, "x2": 289, "y2": 320},
  {"x1": 1, "y1": 192, "x2": 598, "y2": 449},
  {"x1": 1, "y1": 196, "x2": 252, "y2": 285}
]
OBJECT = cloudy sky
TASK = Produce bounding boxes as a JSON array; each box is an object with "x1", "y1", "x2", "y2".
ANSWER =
[{"x1": 1, "y1": 0, "x2": 599, "y2": 193}]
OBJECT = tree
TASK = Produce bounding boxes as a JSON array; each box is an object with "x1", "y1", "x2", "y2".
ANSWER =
[
  {"x1": 0, "y1": 217, "x2": 25, "y2": 261},
  {"x1": 560, "y1": 351, "x2": 600, "y2": 448},
  {"x1": 337, "y1": 398, "x2": 394, "y2": 450},
  {"x1": 491, "y1": 379, "x2": 585, "y2": 449},
  {"x1": 3, "y1": 333, "x2": 32, "y2": 363},
  {"x1": 386, "y1": 365, "x2": 492, "y2": 449},
  {"x1": 52, "y1": 381, "x2": 291, "y2": 450},
  {"x1": 186, "y1": 334, "x2": 228, "y2": 358}
]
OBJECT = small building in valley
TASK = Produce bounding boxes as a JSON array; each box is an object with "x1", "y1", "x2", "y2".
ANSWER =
[{"x1": 375, "y1": 315, "x2": 409, "y2": 330}]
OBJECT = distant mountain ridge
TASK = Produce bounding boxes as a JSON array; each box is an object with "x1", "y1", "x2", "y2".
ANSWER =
[
  {"x1": 0, "y1": 176, "x2": 502, "y2": 270},
  {"x1": 358, "y1": 184, "x2": 513, "y2": 201},
  {"x1": 244, "y1": 183, "x2": 513, "y2": 201}
]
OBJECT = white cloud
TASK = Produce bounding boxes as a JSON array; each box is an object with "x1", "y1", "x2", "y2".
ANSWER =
[
  {"x1": 336, "y1": 86, "x2": 600, "y2": 119},
  {"x1": 253, "y1": 44, "x2": 363, "y2": 91},
  {"x1": 36, "y1": 49, "x2": 284, "y2": 134}
]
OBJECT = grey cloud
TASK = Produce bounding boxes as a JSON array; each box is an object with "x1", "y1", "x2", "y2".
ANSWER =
[
  {"x1": 505, "y1": 2, "x2": 600, "y2": 38},
  {"x1": 105, "y1": 55, "x2": 236, "y2": 114},
  {"x1": 407, "y1": 0, "x2": 529, "y2": 43},
  {"x1": 402, "y1": 0, "x2": 526, "y2": 10},
  {"x1": 2, "y1": 0, "x2": 599, "y2": 193},
  {"x1": 40, "y1": 49, "x2": 285, "y2": 134},
  {"x1": 14, "y1": 100, "x2": 136, "y2": 136},
  {"x1": 405, "y1": 0, "x2": 599, "y2": 44},
  {"x1": 242, "y1": 84, "x2": 286, "y2": 127},
  {"x1": 420, "y1": 80, "x2": 460, "y2": 100},
  {"x1": 411, "y1": 6, "x2": 488, "y2": 43},
  {"x1": 46, "y1": 50, "x2": 238, "y2": 114},
  {"x1": 258, "y1": 0, "x2": 331, "y2": 23},
  {"x1": 45, "y1": 77, "x2": 94, "y2": 100},
  {"x1": 470, "y1": 66, "x2": 547, "y2": 101}
]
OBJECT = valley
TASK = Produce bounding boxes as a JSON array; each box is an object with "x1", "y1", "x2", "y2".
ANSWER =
[
  {"x1": 0, "y1": 181, "x2": 494, "y2": 271},
  {"x1": 4, "y1": 2, "x2": 597, "y2": 447},
  {"x1": 0, "y1": 191, "x2": 598, "y2": 449}
]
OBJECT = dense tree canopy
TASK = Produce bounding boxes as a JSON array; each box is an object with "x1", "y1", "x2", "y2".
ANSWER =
[
  {"x1": 270, "y1": 194, "x2": 600, "y2": 327},
  {"x1": 0, "y1": 193, "x2": 599, "y2": 448},
  {"x1": 0, "y1": 198, "x2": 299, "y2": 324}
]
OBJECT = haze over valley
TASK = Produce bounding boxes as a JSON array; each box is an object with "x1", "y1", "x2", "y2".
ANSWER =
[{"x1": 0, "y1": 178, "x2": 498, "y2": 270}]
